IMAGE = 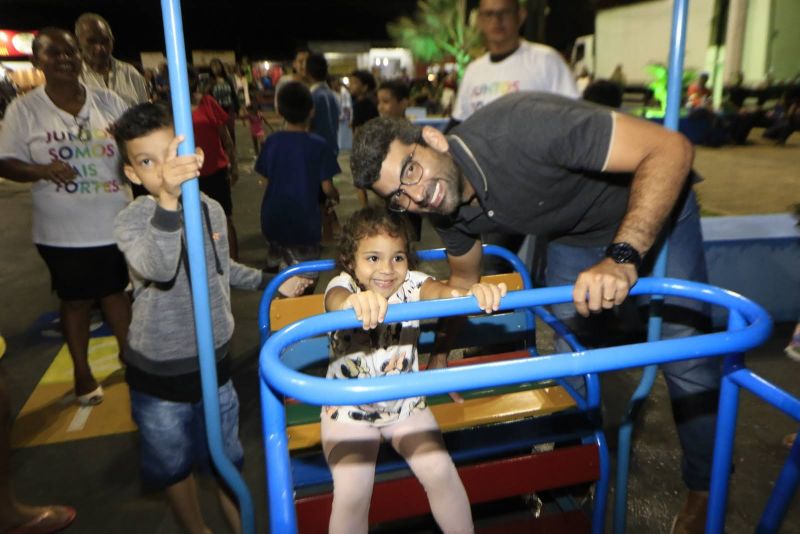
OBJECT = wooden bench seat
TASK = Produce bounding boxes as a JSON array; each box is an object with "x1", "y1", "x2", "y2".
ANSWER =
[{"x1": 288, "y1": 380, "x2": 575, "y2": 451}]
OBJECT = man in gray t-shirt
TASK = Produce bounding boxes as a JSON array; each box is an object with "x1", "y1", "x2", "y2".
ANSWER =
[{"x1": 351, "y1": 91, "x2": 718, "y2": 532}]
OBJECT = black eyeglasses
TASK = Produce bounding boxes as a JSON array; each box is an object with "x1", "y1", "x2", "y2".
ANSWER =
[{"x1": 387, "y1": 137, "x2": 424, "y2": 213}]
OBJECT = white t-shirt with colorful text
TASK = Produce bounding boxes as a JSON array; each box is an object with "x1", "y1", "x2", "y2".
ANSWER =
[
  {"x1": 0, "y1": 85, "x2": 131, "y2": 247},
  {"x1": 452, "y1": 40, "x2": 579, "y2": 121}
]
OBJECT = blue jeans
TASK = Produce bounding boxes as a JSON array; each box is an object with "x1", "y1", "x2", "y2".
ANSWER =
[
  {"x1": 130, "y1": 380, "x2": 244, "y2": 489},
  {"x1": 546, "y1": 189, "x2": 720, "y2": 491}
]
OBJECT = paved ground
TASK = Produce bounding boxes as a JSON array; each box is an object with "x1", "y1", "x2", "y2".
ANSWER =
[
  {"x1": 0, "y1": 121, "x2": 798, "y2": 533},
  {"x1": 693, "y1": 128, "x2": 800, "y2": 216}
]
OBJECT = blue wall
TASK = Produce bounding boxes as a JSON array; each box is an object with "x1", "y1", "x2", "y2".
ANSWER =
[{"x1": 702, "y1": 213, "x2": 800, "y2": 324}]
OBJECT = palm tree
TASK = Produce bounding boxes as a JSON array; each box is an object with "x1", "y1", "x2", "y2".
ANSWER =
[{"x1": 387, "y1": 0, "x2": 483, "y2": 80}]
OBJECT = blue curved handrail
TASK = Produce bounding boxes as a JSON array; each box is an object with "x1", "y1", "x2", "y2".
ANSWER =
[
  {"x1": 258, "y1": 245, "x2": 532, "y2": 344},
  {"x1": 257, "y1": 245, "x2": 600, "y2": 409},
  {"x1": 261, "y1": 279, "x2": 769, "y2": 403},
  {"x1": 259, "y1": 278, "x2": 775, "y2": 533}
]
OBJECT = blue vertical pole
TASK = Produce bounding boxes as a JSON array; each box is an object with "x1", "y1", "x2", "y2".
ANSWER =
[
  {"x1": 756, "y1": 428, "x2": 800, "y2": 532},
  {"x1": 591, "y1": 430, "x2": 611, "y2": 534},
  {"x1": 706, "y1": 310, "x2": 746, "y2": 532},
  {"x1": 613, "y1": 0, "x2": 689, "y2": 531},
  {"x1": 160, "y1": 1, "x2": 254, "y2": 532},
  {"x1": 261, "y1": 375, "x2": 297, "y2": 532}
]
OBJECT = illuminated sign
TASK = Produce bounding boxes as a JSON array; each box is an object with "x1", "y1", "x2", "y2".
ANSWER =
[{"x1": 0, "y1": 30, "x2": 37, "y2": 58}]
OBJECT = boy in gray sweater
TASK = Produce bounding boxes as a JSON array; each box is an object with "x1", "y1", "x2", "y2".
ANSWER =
[{"x1": 112, "y1": 103, "x2": 264, "y2": 533}]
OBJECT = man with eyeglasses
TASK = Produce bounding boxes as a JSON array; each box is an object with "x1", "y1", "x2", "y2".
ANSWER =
[{"x1": 351, "y1": 91, "x2": 717, "y2": 534}]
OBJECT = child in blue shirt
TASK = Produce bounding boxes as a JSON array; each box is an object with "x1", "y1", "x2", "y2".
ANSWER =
[{"x1": 255, "y1": 81, "x2": 340, "y2": 296}]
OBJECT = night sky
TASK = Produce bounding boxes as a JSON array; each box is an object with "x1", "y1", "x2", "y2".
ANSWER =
[{"x1": 0, "y1": 0, "x2": 602, "y2": 62}]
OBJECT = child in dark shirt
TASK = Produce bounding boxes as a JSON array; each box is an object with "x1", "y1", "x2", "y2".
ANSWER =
[{"x1": 256, "y1": 81, "x2": 340, "y2": 296}]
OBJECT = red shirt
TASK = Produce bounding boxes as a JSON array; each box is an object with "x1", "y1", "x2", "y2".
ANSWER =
[
  {"x1": 686, "y1": 83, "x2": 711, "y2": 109},
  {"x1": 192, "y1": 95, "x2": 229, "y2": 176}
]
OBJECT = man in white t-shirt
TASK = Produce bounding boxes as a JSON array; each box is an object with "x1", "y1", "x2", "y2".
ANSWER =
[
  {"x1": 451, "y1": 0, "x2": 577, "y2": 123},
  {"x1": 75, "y1": 13, "x2": 150, "y2": 106},
  {"x1": 451, "y1": 0, "x2": 580, "y2": 275},
  {"x1": 274, "y1": 49, "x2": 310, "y2": 113}
]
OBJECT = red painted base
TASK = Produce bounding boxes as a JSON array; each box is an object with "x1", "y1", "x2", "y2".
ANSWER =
[{"x1": 296, "y1": 444, "x2": 599, "y2": 533}]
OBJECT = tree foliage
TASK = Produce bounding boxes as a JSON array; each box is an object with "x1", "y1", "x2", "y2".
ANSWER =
[{"x1": 387, "y1": 0, "x2": 483, "y2": 80}]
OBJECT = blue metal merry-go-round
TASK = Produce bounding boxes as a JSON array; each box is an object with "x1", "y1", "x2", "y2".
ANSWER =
[{"x1": 255, "y1": 248, "x2": 797, "y2": 534}]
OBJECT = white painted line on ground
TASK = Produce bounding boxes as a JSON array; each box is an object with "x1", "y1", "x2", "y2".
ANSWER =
[{"x1": 67, "y1": 406, "x2": 93, "y2": 432}]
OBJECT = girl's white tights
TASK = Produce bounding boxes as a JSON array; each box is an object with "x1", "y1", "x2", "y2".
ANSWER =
[{"x1": 321, "y1": 407, "x2": 474, "y2": 534}]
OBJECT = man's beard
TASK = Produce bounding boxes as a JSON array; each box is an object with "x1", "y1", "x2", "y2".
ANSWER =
[{"x1": 426, "y1": 157, "x2": 464, "y2": 216}]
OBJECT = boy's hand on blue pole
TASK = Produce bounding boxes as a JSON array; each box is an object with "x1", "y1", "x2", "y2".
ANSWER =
[{"x1": 160, "y1": 135, "x2": 204, "y2": 200}]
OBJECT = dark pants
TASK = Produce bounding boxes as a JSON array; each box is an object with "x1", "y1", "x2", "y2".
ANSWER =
[{"x1": 546, "y1": 189, "x2": 720, "y2": 491}]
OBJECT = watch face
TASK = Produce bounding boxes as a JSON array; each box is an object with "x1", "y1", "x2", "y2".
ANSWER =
[
  {"x1": 606, "y1": 243, "x2": 641, "y2": 266},
  {"x1": 616, "y1": 246, "x2": 634, "y2": 262}
]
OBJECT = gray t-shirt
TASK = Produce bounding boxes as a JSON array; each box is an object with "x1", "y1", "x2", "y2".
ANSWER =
[{"x1": 433, "y1": 92, "x2": 629, "y2": 255}]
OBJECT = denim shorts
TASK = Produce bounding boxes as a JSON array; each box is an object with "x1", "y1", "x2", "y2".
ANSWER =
[{"x1": 129, "y1": 380, "x2": 244, "y2": 489}]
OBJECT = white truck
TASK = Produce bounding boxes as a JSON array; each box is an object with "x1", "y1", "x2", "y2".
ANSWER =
[{"x1": 571, "y1": 0, "x2": 800, "y2": 89}]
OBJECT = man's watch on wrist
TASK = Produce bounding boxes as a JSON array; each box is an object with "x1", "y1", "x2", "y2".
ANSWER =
[{"x1": 605, "y1": 242, "x2": 642, "y2": 268}]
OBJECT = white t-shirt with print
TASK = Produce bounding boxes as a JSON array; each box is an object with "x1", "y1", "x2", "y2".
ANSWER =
[
  {"x1": 0, "y1": 85, "x2": 131, "y2": 247},
  {"x1": 323, "y1": 270, "x2": 432, "y2": 427},
  {"x1": 80, "y1": 58, "x2": 150, "y2": 107},
  {"x1": 452, "y1": 40, "x2": 579, "y2": 121}
]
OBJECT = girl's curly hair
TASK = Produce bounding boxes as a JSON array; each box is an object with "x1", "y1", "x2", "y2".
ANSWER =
[{"x1": 337, "y1": 207, "x2": 418, "y2": 287}]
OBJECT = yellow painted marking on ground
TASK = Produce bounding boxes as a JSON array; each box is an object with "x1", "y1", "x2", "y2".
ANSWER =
[
  {"x1": 40, "y1": 337, "x2": 122, "y2": 384},
  {"x1": 11, "y1": 336, "x2": 137, "y2": 448},
  {"x1": 286, "y1": 385, "x2": 576, "y2": 451}
]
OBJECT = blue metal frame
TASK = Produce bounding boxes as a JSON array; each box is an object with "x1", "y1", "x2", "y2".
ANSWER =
[
  {"x1": 707, "y1": 309, "x2": 800, "y2": 533},
  {"x1": 259, "y1": 278, "x2": 786, "y2": 533},
  {"x1": 258, "y1": 245, "x2": 602, "y2": 410},
  {"x1": 613, "y1": 0, "x2": 691, "y2": 529},
  {"x1": 258, "y1": 246, "x2": 608, "y2": 531},
  {"x1": 160, "y1": 1, "x2": 254, "y2": 532}
]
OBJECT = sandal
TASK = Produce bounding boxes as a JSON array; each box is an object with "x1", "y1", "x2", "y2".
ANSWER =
[
  {"x1": 76, "y1": 385, "x2": 104, "y2": 406},
  {"x1": 2, "y1": 505, "x2": 76, "y2": 534}
]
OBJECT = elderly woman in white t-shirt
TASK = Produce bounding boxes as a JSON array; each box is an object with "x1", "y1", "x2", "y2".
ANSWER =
[{"x1": 0, "y1": 28, "x2": 131, "y2": 407}]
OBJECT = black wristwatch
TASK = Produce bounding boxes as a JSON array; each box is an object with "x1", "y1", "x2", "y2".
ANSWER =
[{"x1": 605, "y1": 242, "x2": 642, "y2": 268}]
